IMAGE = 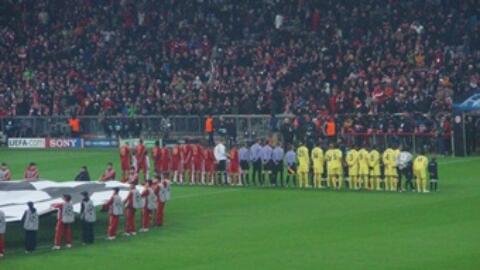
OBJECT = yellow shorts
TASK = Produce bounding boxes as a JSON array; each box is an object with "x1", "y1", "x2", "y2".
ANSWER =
[
  {"x1": 297, "y1": 165, "x2": 309, "y2": 174},
  {"x1": 328, "y1": 167, "x2": 341, "y2": 176},
  {"x1": 385, "y1": 167, "x2": 398, "y2": 177},
  {"x1": 414, "y1": 170, "x2": 426, "y2": 179},
  {"x1": 370, "y1": 166, "x2": 380, "y2": 176},
  {"x1": 358, "y1": 166, "x2": 369, "y2": 175},
  {"x1": 348, "y1": 167, "x2": 358, "y2": 176},
  {"x1": 313, "y1": 165, "x2": 323, "y2": 174}
]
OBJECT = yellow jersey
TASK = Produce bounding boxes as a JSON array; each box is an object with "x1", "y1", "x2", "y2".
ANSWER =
[
  {"x1": 346, "y1": 149, "x2": 358, "y2": 168},
  {"x1": 357, "y1": 148, "x2": 369, "y2": 175},
  {"x1": 382, "y1": 148, "x2": 395, "y2": 168},
  {"x1": 325, "y1": 148, "x2": 342, "y2": 169},
  {"x1": 311, "y1": 147, "x2": 324, "y2": 172},
  {"x1": 297, "y1": 146, "x2": 310, "y2": 172},
  {"x1": 369, "y1": 150, "x2": 381, "y2": 176},
  {"x1": 346, "y1": 149, "x2": 359, "y2": 176},
  {"x1": 413, "y1": 155, "x2": 428, "y2": 172}
]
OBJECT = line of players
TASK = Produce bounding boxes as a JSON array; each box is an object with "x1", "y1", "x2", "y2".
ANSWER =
[
  {"x1": 119, "y1": 139, "x2": 438, "y2": 193},
  {"x1": 296, "y1": 142, "x2": 438, "y2": 193},
  {"x1": 119, "y1": 139, "x2": 218, "y2": 185}
]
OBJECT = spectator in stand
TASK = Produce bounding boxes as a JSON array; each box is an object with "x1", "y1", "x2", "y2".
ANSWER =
[
  {"x1": 68, "y1": 115, "x2": 80, "y2": 137},
  {"x1": 24, "y1": 162, "x2": 39, "y2": 181},
  {"x1": 280, "y1": 118, "x2": 295, "y2": 148},
  {"x1": 74, "y1": 166, "x2": 91, "y2": 181},
  {"x1": 0, "y1": 163, "x2": 11, "y2": 181},
  {"x1": 205, "y1": 115, "x2": 214, "y2": 147}
]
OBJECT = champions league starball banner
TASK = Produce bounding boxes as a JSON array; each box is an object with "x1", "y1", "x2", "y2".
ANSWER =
[{"x1": 0, "y1": 181, "x2": 142, "y2": 223}]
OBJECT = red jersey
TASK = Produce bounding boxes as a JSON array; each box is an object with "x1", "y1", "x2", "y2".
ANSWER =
[
  {"x1": 101, "y1": 168, "x2": 116, "y2": 181},
  {"x1": 124, "y1": 191, "x2": 134, "y2": 208},
  {"x1": 127, "y1": 172, "x2": 139, "y2": 185},
  {"x1": 161, "y1": 147, "x2": 170, "y2": 171},
  {"x1": 135, "y1": 144, "x2": 147, "y2": 164},
  {"x1": 0, "y1": 169, "x2": 11, "y2": 181},
  {"x1": 182, "y1": 144, "x2": 192, "y2": 169},
  {"x1": 192, "y1": 144, "x2": 204, "y2": 170},
  {"x1": 228, "y1": 148, "x2": 240, "y2": 173},
  {"x1": 204, "y1": 148, "x2": 215, "y2": 172},
  {"x1": 152, "y1": 146, "x2": 162, "y2": 171},
  {"x1": 171, "y1": 146, "x2": 181, "y2": 171},
  {"x1": 153, "y1": 183, "x2": 161, "y2": 200},
  {"x1": 24, "y1": 167, "x2": 39, "y2": 180},
  {"x1": 120, "y1": 145, "x2": 131, "y2": 170}
]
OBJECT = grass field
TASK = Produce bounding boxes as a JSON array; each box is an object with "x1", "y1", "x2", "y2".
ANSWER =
[{"x1": 1, "y1": 148, "x2": 480, "y2": 270}]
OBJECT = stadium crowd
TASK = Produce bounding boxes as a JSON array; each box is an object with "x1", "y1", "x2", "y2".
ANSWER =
[{"x1": 0, "y1": 0, "x2": 478, "y2": 118}]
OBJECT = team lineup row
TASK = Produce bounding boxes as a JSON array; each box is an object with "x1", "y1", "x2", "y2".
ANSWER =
[{"x1": 117, "y1": 139, "x2": 439, "y2": 193}]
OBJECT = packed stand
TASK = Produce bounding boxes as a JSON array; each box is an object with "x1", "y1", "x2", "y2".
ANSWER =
[{"x1": 0, "y1": 0, "x2": 478, "y2": 118}]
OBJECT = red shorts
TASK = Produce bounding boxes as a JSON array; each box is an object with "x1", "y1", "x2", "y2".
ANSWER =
[
  {"x1": 137, "y1": 160, "x2": 146, "y2": 171},
  {"x1": 154, "y1": 162, "x2": 162, "y2": 172},
  {"x1": 121, "y1": 159, "x2": 130, "y2": 171},
  {"x1": 171, "y1": 161, "x2": 180, "y2": 171},
  {"x1": 229, "y1": 164, "x2": 240, "y2": 173},
  {"x1": 193, "y1": 161, "x2": 202, "y2": 171},
  {"x1": 161, "y1": 162, "x2": 169, "y2": 172},
  {"x1": 205, "y1": 163, "x2": 215, "y2": 172},
  {"x1": 183, "y1": 161, "x2": 192, "y2": 171}
]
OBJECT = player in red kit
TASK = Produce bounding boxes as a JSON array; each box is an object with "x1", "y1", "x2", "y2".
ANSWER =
[
  {"x1": 99, "y1": 162, "x2": 116, "y2": 181},
  {"x1": 161, "y1": 146, "x2": 171, "y2": 180},
  {"x1": 152, "y1": 140, "x2": 162, "y2": 177},
  {"x1": 154, "y1": 174, "x2": 171, "y2": 226},
  {"x1": 204, "y1": 147, "x2": 215, "y2": 185},
  {"x1": 136, "y1": 139, "x2": 148, "y2": 182},
  {"x1": 182, "y1": 143, "x2": 193, "y2": 184},
  {"x1": 123, "y1": 184, "x2": 142, "y2": 236},
  {"x1": 24, "y1": 162, "x2": 39, "y2": 181},
  {"x1": 102, "y1": 188, "x2": 123, "y2": 240},
  {"x1": 120, "y1": 142, "x2": 131, "y2": 182},
  {"x1": 171, "y1": 145, "x2": 182, "y2": 184},
  {"x1": 51, "y1": 194, "x2": 74, "y2": 250},
  {"x1": 127, "y1": 166, "x2": 139, "y2": 185},
  {"x1": 140, "y1": 180, "x2": 157, "y2": 232},
  {"x1": 192, "y1": 144, "x2": 204, "y2": 184},
  {"x1": 228, "y1": 145, "x2": 240, "y2": 185}
]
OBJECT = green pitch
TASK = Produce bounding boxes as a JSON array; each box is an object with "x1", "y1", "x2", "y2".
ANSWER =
[{"x1": 1, "y1": 149, "x2": 479, "y2": 270}]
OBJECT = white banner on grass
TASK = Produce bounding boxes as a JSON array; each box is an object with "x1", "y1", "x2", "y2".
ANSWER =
[{"x1": 0, "y1": 180, "x2": 143, "y2": 222}]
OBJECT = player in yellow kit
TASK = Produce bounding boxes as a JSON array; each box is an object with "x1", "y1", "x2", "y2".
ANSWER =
[
  {"x1": 413, "y1": 151, "x2": 429, "y2": 193},
  {"x1": 357, "y1": 146, "x2": 370, "y2": 189},
  {"x1": 346, "y1": 146, "x2": 359, "y2": 190},
  {"x1": 296, "y1": 142, "x2": 310, "y2": 188},
  {"x1": 311, "y1": 144, "x2": 324, "y2": 188},
  {"x1": 325, "y1": 144, "x2": 343, "y2": 190},
  {"x1": 368, "y1": 146, "x2": 381, "y2": 190},
  {"x1": 382, "y1": 147, "x2": 396, "y2": 191}
]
